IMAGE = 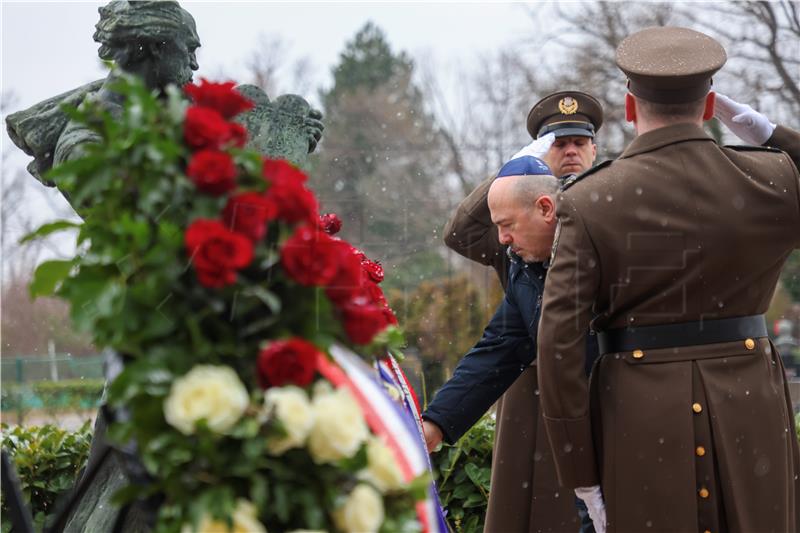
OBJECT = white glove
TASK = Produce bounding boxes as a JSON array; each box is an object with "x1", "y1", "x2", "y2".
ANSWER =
[
  {"x1": 510, "y1": 132, "x2": 556, "y2": 161},
  {"x1": 714, "y1": 93, "x2": 776, "y2": 145},
  {"x1": 575, "y1": 485, "x2": 607, "y2": 533}
]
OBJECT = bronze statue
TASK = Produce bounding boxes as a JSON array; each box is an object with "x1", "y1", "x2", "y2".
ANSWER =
[
  {"x1": 6, "y1": 0, "x2": 323, "y2": 189},
  {"x1": 3, "y1": 3, "x2": 324, "y2": 530}
]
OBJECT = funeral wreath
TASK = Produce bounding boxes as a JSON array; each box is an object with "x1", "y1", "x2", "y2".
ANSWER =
[{"x1": 26, "y1": 75, "x2": 425, "y2": 533}]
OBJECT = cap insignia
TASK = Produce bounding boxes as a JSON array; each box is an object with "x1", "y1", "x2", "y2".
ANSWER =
[{"x1": 558, "y1": 97, "x2": 578, "y2": 115}]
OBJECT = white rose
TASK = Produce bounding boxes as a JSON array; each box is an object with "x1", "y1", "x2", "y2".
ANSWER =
[
  {"x1": 333, "y1": 484, "x2": 384, "y2": 533},
  {"x1": 164, "y1": 365, "x2": 249, "y2": 435},
  {"x1": 264, "y1": 386, "x2": 314, "y2": 455},
  {"x1": 181, "y1": 499, "x2": 267, "y2": 532},
  {"x1": 307, "y1": 387, "x2": 368, "y2": 463},
  {"x1": 360, "y1": 437, "x2": 406, "y2": 493}
]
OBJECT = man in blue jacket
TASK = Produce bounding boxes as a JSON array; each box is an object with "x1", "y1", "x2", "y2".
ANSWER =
[{"x1": 422, "y1": 154, "x2": 599, "y2": 532}]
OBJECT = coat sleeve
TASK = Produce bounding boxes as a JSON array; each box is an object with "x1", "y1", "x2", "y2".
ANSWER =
[
  {"x1": 766, "y1": 125, "x2": 800, "y2": 170},
  {"x1": 767, "y1": 126, "x2": 800, "y2": 247},
  {"x1": 422, "y1": 288, "x2": 533, "y2": 444},
  {"x1": 537, "y1": 194, "x2": 601, "y2": 489},
  {"x1": 444, "y1": 176, "x2": 509, "y2": 288}
]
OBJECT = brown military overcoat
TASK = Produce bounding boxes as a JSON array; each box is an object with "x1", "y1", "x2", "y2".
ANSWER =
[
  {"x1": 538, "y1": 123, "x2": 800, "y2": 532},
  {"x1": 444, "y1": 177, "x2": 580, "y2": 532}
]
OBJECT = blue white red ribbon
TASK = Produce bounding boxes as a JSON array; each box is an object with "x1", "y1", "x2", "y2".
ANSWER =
[{"x1": 318, "y1": 345, "x2": 447, "y2": 533}]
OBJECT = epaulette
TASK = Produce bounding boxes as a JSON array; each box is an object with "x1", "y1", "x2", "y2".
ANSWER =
[
  {"x1": 723, "y1": 144, "x2": 783, "y2": 154},
  {"x1": 560, "y1": 160, "x2": 612, "y2": 191}
]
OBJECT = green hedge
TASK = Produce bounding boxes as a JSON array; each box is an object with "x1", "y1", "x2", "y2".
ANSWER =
[
  {"x1": 432, "y1": 414, "x2": 494, "y2": 533},
  {"x1": 1, "y1": 379, "x2": 104, "y2": 412},
  {"x1": 0, "y1": 423, "x2": 92, "y2": 532}
]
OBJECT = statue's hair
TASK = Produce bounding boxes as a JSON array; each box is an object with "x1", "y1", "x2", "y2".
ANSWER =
[
  {"x1": 94, "y1": 1, "x2": 199, "y2": 62},
  {"x1": 510, "y1": 174, "x2": 559, "y2": 206}
]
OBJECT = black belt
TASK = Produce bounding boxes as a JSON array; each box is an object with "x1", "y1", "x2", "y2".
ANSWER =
[{"x1": 597, "y1": 314, "x2": 767, "y2": 355}]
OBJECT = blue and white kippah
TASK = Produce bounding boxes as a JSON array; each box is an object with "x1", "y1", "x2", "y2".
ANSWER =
[{"x1": 496, "y1": 155, "x2": 552, "y2": 178}]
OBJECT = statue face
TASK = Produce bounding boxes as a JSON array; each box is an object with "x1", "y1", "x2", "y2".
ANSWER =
[{"x1": 145, "y1": 10, "x2": 200, "y2": 89}]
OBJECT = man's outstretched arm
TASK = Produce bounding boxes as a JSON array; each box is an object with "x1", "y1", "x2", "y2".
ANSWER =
[{"x1": 422, "y1": 290, "x2": 532, "y2": 445}]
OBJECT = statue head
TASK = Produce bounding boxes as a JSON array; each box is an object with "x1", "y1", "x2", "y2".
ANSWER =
[{"x1": 94, "y1": 0, "x2": 200, "y2": 89}]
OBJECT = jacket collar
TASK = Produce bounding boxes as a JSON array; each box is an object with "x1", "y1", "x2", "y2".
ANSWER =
[
  {"x1": 507, "y1": 247, "x2": 548, "y2": 277},
  {"x1": 619, "y1": 123, "x2": 715, "y2": 160}
]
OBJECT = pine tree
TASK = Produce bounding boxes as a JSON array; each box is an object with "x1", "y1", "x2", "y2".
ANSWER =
[{"x1": 309, "y1": 23, "x2": 450, "y2": 291}]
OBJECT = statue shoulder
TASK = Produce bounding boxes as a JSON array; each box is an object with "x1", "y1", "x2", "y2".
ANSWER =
[{"x1": 560, "y1": 159, "x2": 613, "y2": 191}]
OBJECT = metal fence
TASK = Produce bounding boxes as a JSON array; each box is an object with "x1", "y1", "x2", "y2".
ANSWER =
[
  {"x1": 1, "y1": 355, "x2": 105, "y2": 426},
  {"x1": 1, "y1": 354, "x2": 104, "y2": 384}
]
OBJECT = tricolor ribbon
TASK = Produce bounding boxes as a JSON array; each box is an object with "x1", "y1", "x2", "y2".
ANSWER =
[{"x1": 317, "y1": 346, "x2": 447, "y2": 533}]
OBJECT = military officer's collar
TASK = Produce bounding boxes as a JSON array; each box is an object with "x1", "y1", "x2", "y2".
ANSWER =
[{"x1": 619, "y1": 123, "x2": 715, "y2": 160}]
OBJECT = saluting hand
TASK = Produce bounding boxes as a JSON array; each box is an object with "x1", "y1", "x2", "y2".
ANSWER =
[
  {"x1": 509, "y1": 132, "x2": 556, "y2": 160},
  {"x1": 714, "y1": 93, "x2": 776, "y2": 146}
]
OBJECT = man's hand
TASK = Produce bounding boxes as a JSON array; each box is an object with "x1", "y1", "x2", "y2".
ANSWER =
[
  {"x1": 422, "y1": 420, "x2": 444, "y2": 453},
  {"x1": 509, "y1": 132, "x2": 556, "y2": 161},
  {"x1": 714, "y1": 93, "x2": 776, "y2": 145},
  {"x1": 575, "y1": 485, "x2": 607, "y2": 533}
]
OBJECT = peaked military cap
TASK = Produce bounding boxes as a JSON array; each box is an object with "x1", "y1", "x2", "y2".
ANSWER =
[
  {"x1": 616, "y1": 26, "x2": 727, "y2": 104},
  {"x1": 526, "y1": 91, "x2": 603, "y2": 139}
]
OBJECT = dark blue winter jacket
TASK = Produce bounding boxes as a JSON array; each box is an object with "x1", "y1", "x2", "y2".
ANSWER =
[{"x1": 423, "y1": 252, "x2": 598, "y2": 444}]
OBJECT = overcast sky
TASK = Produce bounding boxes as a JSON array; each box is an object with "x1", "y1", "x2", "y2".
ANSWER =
[
  {"x1": 2, "y1": 2, "x2": 535, "y2": 109},
  {"x1": 1, "y1": 1, "x2": 541, "y2": 272}
]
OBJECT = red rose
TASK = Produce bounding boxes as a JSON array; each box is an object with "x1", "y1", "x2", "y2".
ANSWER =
[
  {"x1": 363, "y1": 282, "x2": 398, "y2": 325},
  {"x1": 223, "y1": 192, "x2": 278, "y2": 241},
  {"x1": 341, "y1": 298, "x2": 391, "y2": 345},
  {"x1": 319, "y1": 213, "x2": 342, "y2": 235},
  {"x1": 364, "y1": 280, "x2": 388, "y2": 307},
  {"x1": 185, "y1": 219, "x2": 254, "y2": 287},
  {"x1": 325, "y1": 243, "x2": 365, "y2": 304},
  {"x1": 361, "y1": 257, "x2": 384, "y2": 283},
  {"x1": 257, "y1": 338, "x2": 319, "y2": 388},
  {"x1": 184, "y1": 79, "x2": 254, "y2": 119},
  {"x1": 184, "y1": 106, "x2": 235, "y2": 150},
  {"x1": 383, "y1": 306, "x2": 399, "y2": 325},
  {"x1": 267, "y1": 180, "x2": 319, "y2": 224},
  {"x1": 281, "y1": 225, "x2": 347, "y2": 286},
  {"x1": 262, "y1": 158, "x2": 308, "y2": 186},
  {"x1": 195, "y1": 266, "x2": 237, "y2": 288},
  {"x1": 186, "y1": 149, "x2": 237, "y2": 195},
  {"x1": 228, "y1": 122, "x2": 247, "y2": 148}
]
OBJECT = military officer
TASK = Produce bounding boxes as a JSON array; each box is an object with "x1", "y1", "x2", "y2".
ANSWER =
[
  {"x1": 440, "y1": 91, "x2": 603, "y2": 533},
  {"x1": 537, "y1": 27, "x2": 800, "y2": 533}
]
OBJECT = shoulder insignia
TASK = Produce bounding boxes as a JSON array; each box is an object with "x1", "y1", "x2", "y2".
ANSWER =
[
  {"x1": 723, "y1": 144, "x2": 783, "y2": 154},
  {"x1": 560, "y1": 159, "x2": 612, "y2": 191}
]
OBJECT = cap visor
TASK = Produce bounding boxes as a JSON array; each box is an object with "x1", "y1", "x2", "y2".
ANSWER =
[{"x1": 552, "y1": 128, "x2": 594, "y2": 138}]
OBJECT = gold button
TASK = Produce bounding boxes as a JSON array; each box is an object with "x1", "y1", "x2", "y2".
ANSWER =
[
  {"x1": 699, "y1": 487, "x2": 709, "y2": 499},
  {"x1": 744, "y1": 338, "x2": 755, "y2": 350},
  {"x1": 704, "y1": 530, "x2": 711, "y2": 533},
  {"x1": 692, "y1": 402, "x2": 703, "y2": 413},
  {"x1": 696, "y1": 446, "x2": 706, "y2": 457},
  {"x1": 632, "y1": 349, "x2": 644, "y2": 359}
]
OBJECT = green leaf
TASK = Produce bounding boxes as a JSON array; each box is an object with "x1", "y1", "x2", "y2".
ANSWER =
[
  {"x1": 29, "y1": 259, "x2": 75, "y2": 298},
  {"x1": 243, "y1": 285, "x2": 282, "y2": 314},
  {"x1": 20, "y1": 220, "x2": 80, "y2": 244}
]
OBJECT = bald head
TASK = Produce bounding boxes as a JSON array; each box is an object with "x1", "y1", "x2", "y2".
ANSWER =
[
  {"x1": 488, "y1": 174, "x2": 560, "y2": 263},
  {"x1": 488, "y1": 174, "x2": 559, "y2": 210}
]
